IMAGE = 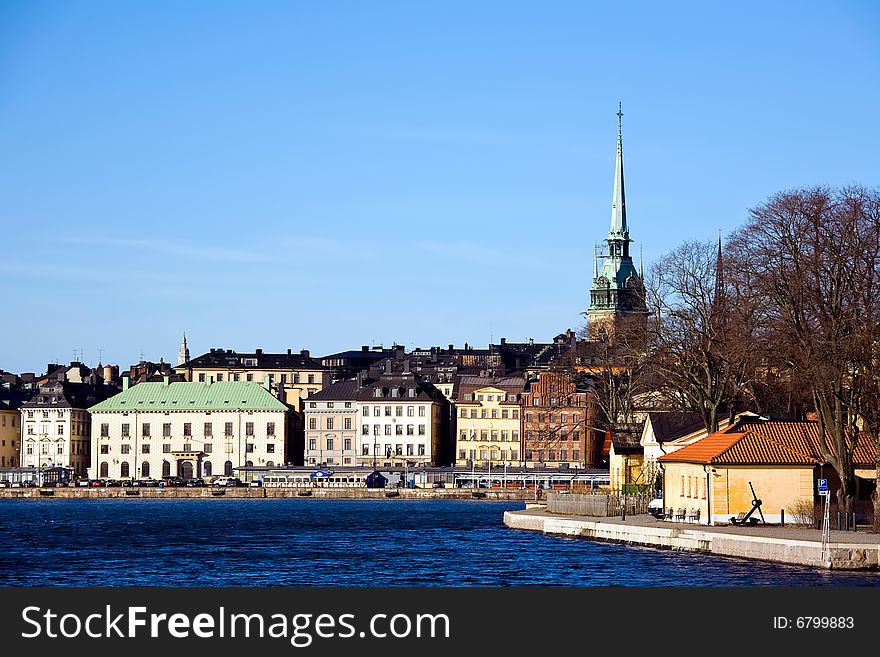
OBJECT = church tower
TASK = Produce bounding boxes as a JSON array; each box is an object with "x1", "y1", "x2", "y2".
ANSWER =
[
  {"x1": 587, "y1": 104, "x2": 647, "y2": 341},
  {"x1": 177, "y1": 332, "x2": 190, "y2": 367}
]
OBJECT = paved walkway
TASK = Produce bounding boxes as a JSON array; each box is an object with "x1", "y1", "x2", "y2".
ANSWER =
[{"x1": 515, "y1": 508, "x2": 880, "y2": 545}]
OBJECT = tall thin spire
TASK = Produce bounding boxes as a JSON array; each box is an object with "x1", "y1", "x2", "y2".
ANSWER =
[
  {"x1": 178, "y1": 331, "x2": 190, "y2": 367},
  {"x1": 639, "y1": 243, "x2": 644, "y2": 279},
  {"x1": 609, "y1": 102, "x2": 627, "y2": 238}
]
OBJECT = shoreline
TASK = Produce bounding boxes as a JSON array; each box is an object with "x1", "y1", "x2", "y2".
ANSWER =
[
  {"x1": 0, "y1": 487, "x2": 535, "y2": 501},
  {"x1": 504, "y1": 508, "x2": 880, "y2": 571}
]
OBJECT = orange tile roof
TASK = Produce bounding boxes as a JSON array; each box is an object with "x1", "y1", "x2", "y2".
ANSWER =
[{"x1": 659, "y1": 420, "x2": 877, "y2": 467}]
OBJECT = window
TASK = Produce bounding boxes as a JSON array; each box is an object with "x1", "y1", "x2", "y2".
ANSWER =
[
  {"x1": 681, "y1": 475, "x2": 685, "y2": 496},
  {"x1": 573, "y1": 413, "x2": 580, "y2": 424},
  {"x1": 246, "y1": 443, "x2": 254, "y2": 453},
  {"x1": 163, "y1": 444, "x2": 171, "y2": 453},
  {"x1": 224, "y1": 461, "x2": 233, "y2": 476},
  {"x1": 225, "y1": 422, "x2": 233, "y2": 436},
  {"x1": 561, "y1": 413, "x2": 568, "y2": 424},
  {"x1": 470, "y1": 410, "x2": 477, "y2": 418},
  {"x1": 395, "y1": 406, "x2": 403, "y2": 416},
  {"x1": 374, "y1": 388, "x2": 382, "y2": 398},
  {"x1": 512, "y1": 410, "x2": 519, "y2": 419},
  {"x1": 501, "y1": 409, "x2": 508, "y2": 419},
  {"x1": 406, "y1": 444, "x2": 414, "y2": 456},
  {"x1": 374, "y1": 406, "x2": 380, "y2": 416},
  {"x1": 418, "y1": 445, "x2": 425, "y2": 456},
  {"x1": 162, "y1": 461, "x2": 171, "y2": 477},
  {"x1": 418, "y1": 407, "x2": 425, "y2": 417},
  {"x1": 481, "y1": 430, "x2": 488, "y2": 441},
  {"x1": 491, "y1": 409, "x2": 498, "y2": 419},
  {"x1": 121, "y1": 423, "x2": 130, "y2": 437},
  {"x1": 391, "y1": 388, "x2": 398, "y2": 398},
  {"x1": 142, "y1": 444, "x2": 150, "y2": 454},
  {"x1": 459, "y1": 450, "x2": 466, "y2": 460},
  {"x1": 100, "y1": 445, "x2": 109, "y2": 454},
  {"x1": 460, "y1": 409, "x2": 467, "y2": 418},
  {"x1": 702, "y1": 479, "x2": 707, "y2": 500},
  {"x1": 267, "y1": 444, "x2": 275, "y2": 453},
  {"x1": 163, "y1": 423, "x2": 171, "y2": 437},
  {"x1": 121, "y1": 445, "x2": 131, "y2": 455},
  {"x1": 184, "y1": 423, "x2": 192, "y2": 436},
  {"x1": 326, "y1": 417, "x2": 334, "y2": 430},
  {"x1": 198, "y1": 373, "x2": 206, "y2": 382},
  {"x1": 407, "y1": 425, "x2": 414, "y2": 436},
  {"x1": 407, "y1": 388, "x2": 415, "y2": 398},
  {"x1": 294, "y1": 373, "x2": 301, "y2": 384},
  {"x1": 491, "y1": 430, "x2": 498, "y2": 441},
  {"x1": 203, "y1": 461, "x2": 211, "y2": 477},
  {"x1": 120, "y1": 462, "x2": 130, "y2": 478},
  {"x1": 246, "y1": 422, "x2": 254, "y2": 436},
  {"x1": 204, "y1": 444, "x2": 212, "y2": 454},
  {"x1": 204, "y1": 422, "x2": 212, "y2": 437},
  {"x1": 267, "y1": 422, "x2": 275, "y2": 436},
  {"x1": 183, "y1": 443, "x2": 192, "y2": 452},
  {"x1": 308, "y1": 374, "x2": 315, "y2": 384},
  {"x1": 309, "y1": 439, "x2": 317, "y2": 450},
  {"x1": 100, "y1": 423, "x2": 109, "y2": 437},
  {"x1": 418, "y1": 425, "x2": 425, "y2": 436},
  {"x1": 572, "y1": 450, "x2": 580, "y2": 461},
  {"x1": 363, "y1": 407, "x2": 370, "y2": 416},
  {"x1": 362, "y1": 425, "x2": 369, "y2": 436},
  {"x1": 344, "y1": 438, "x2": 351, "y2": 451},
  {"x1": 385, "y1": 425, "x2": 392, "y2": 436},
  {"x1": 561, "y1": 449, "x2": 568, "y2": 461},
  {"x1": 246, "y1": 373, "x2": 253, "y2": 382},
  {"x1": 233, "y1": 373, "x2": 240, "y2": 381},
  {"x1": 384, "y1": 406, "x2": 391, "y2": 416},
  {"x1": 100, "y1": 462, "x2": 109, "y2": 477},
  {"x1": 344, "y1": 418, "x2": 351, "y2": 430},
  {"x1": 395, "y1": 425, "x2": 403, "y2": 436},
  {"x1": 326, "y1": 438, "x2": 334, "y2": 451},
  {"x1": 142, "y1": 461, "x2": 150, "y2": 477},
  {"x1": 362, "y1": 445, "x2": 369, "y2": 455},
  {"x1": 57, "y1": 424, "x2": 64, "y2": 435},
  {"x1": 216, "y1": 373, "x2": 223, "y2": 382},
  {"x1": 481, "y1": 409, "x2": 487, "y2": 419},
  {"x1": 548, "y1": 450, "x2": 556, "y2": 460},
  {"x1": 501, "y1": 430, "x2": 508, "y2": 441},
  {"x1": 460, "y1": 430, "x2": 467, "y2": 441}
]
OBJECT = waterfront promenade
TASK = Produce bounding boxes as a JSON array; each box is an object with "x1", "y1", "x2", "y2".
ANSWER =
[
  {"x1": 504, "y1": 507, "x2": 880, "y2": 571},
  {"x1": 0, "y1": 486, "x2": 535, "y2": 501}
]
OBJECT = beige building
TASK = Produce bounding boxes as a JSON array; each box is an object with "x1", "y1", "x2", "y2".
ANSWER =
[
  {"x1": 21, "y1": 380, "x2": 117, "y2": 476},
  {"x1": 454, "y1": 376, "x2": 524, "y2": 467},
  {"x1": 304, "y1": 379, "x2": 360, "y2": 466},
  {"x1": 88, "y1": 378, "x2": 288, "y2": 481},
  {"x1": 176, "y1": 347, "x2": 328, "y2": 408},
  {"x1": 0, "y1": 389, "x2": 32, "y2": 467}
]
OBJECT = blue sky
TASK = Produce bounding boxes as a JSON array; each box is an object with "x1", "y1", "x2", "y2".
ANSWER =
[{"x1": 2, "y1": 1, "x2": 878, "y2": 374}]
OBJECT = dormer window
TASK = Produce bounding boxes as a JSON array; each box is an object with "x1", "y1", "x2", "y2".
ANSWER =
[
  {"x1": 374, "y1": 388, "x2": 382, "y2": 398},
  {"x1": 391, "y1": 388, "x2": 399, "y2": 398},
  {"x1": 407, "y1": 388, "x2": 416, "y2": 398}
]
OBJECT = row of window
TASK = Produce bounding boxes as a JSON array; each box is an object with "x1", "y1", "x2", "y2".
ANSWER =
[
  {"x1": 525, "y1": 412, "x2": 581, "y2": 424},
  {"x1": 100, "y1": 421, "x2": 276, "y2": 438},
  {"x1": 0, "y1": 415, "x2": 16, "y2": 427},
  {"x1": 99, "y1": 442, "x2": 276, "y2": 455},
  {"x1": 307, "y1": 438, "x2": 353, "y2": 451},
  {"x1": 308, "y1": 417, "x2": 352, "y2": 430},
  {"x1": 524, "y1": 449, "x2": 581, "y2": 461},
  {"x1": 459, "y1": 430, "x2": 520, "y2": 442},
  {"x1": 459, "y1": 408, "x2": 520, "y2": 419},
  {"x1": 458, "y1": 449, "x2": 520, "y2": 461},
  {"x1": 96, "y1": 459, "x2": 252, "y2": 479},
  {"x1": 371, "y1": 387, "x2": 418, "y2": 398},
  {"x1": 308, "y1": 402, "x2": 353, "y2": 409},
  {"x1": 524, "y1": 430, "x2": 582, "y2": 442},
  {"x1": 527, "y1": 397, "x2": 588, "y2": 407},
  {"x1": 681, "y1": 475, "x2": 707, "y2": 499},
  {"x1": 357, "y1": 444, "x2": 426, "y2": 457},
  {"x1": 197, "y1": 372, "x2": 316, "y2": 384},
  {"x1": 363, "y1": 406, "x2": 426, "y2": 417},
  {"x1": 362, "y1": 424, "x2": 426, "y2": 436}
]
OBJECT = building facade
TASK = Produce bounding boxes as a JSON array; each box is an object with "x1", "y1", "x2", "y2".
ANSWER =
[
  {"x1": 521, "y1": 370, "x2": 601, "y2": 468},
  {"x1": 88, "y1": 379, "x2": 288, "y2": 481},
  {"x1": 0, "y1": 388, "x2": 33, "y2": 467},
  {"x1": 355, "y1": 366, "x2": 448, "y2": 467},
  {"x1": 20, "y1": 380, "x2": 117, "y2": 476},
  {"x1": 453, "y1": 376, "x2": 524, "y2": 467},
  {"x1": 303, "y1": 379, "x2": 360, "y2": 467}
]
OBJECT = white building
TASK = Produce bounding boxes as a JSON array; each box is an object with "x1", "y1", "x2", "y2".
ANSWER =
[{"x1": 88, "y1": 378, "x2": 288, "y2": 481}]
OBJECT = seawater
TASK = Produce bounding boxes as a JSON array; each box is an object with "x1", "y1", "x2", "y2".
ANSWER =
[{"x1": 1, "y1": 499, "x2": 877, "y2": 586}]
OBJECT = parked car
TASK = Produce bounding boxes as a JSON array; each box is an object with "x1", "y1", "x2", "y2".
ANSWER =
[
  {"x1": 648, "y1": 497, "x2": 665, "y2": 519},
  {"x1": 432, "y1": 482, "x2": 446, "y2": 489},
  {"x1": 89, "y1": 479, "x2": 105, "y2": 487},
  {"x1": 185, "y1": 478, "x2": 205, "y2": 487},
  {"x1": 161, "y1": 476, "x2": 186, "y2": 487},
  {"x1": 137, "y1": 478, "x2": 160, "y2": 488},
  {"x1": 105, "y1": 479, "x2": 121, "y2": 488},
  {"x1": 249, "y1": 480, "x2": 263, "y2": 487},
  {"x1": 212, "y1": 476, "x2": 243, "y2": 487}
]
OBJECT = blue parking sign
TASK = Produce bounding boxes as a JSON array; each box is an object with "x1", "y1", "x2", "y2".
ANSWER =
[{"x1": 818, "y1": 479, "x2": 828, "y2": 493}]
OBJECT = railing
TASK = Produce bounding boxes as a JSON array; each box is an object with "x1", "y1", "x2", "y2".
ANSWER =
[{"x1": 547, "y1": 491, "x2": 653, "y2": 517}]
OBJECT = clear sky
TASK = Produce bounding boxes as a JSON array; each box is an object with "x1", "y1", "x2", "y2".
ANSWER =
[{"x1": 2, "y1": 1, "x2": 878, "y2": 374}]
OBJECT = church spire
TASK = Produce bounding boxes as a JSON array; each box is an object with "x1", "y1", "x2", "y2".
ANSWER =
[
  {"x1": 177, "y1": 332, "x2": 190, "y2": 367},
  {"x1": 609, "y1": 102, "x2": 627, "y2": 239}
]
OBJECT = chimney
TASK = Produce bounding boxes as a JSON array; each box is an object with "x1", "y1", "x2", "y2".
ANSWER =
[
  {"x1": 255, "y1": 348, "x2": 263, "y2": 356},
  {"x1": 122, "y1": 376, "x2": 129, "y2": 392},
  {"x1": 301, "y1": 349, "x2": 310, "y2": 358},
  {"x1": 500, "y1": 337, "x2": 506, "y2": 345},
  {"x1": 385, "y1": 360, "x2": 392, "y2": 375},
  {"x1": 448, "y1": 344, "x2": 454, "y2": 352},
  {"x1": 163, "y1": 375, "x2": 170, "y2": 386},
  {"x1": 287, "y1": 348, "x2": 292, "y2": 355},
  {"x1": 356, "y1": 372, "x2": 363, "y2": 388},
  {"x1": 362, "y1": 346, "x2": 369, "y2": 352}
]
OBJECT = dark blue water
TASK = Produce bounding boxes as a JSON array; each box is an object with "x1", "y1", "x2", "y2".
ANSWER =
[{"x1": 1, "y1": 499, "x2": 877, "y2": 586}]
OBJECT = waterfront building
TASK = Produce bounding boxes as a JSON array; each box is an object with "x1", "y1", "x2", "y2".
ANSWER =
[
  {"x1": 176, "y1": 347, "x2": 328, "y2": 408},
  {"x1": 587, "y1": 105, "x2": 647, "y2": 341},
  {"x1": 0, "y1": 388, "x2": 34, "y2": 467},
  {"x1": 521, "y1": 370, "x2": 602, "y2": 468},
  {"x1": 658, "y1": 417, "x2": 877, "y2": 525},
  {"x1": 608, "y1": 429, "x2": 644, "y2": 491},
  {"x1": 303, "y1": 379, "x2": 360, "y2": 467},
  {"x1": 453, "y1": 376, "x2": 524, "y2": 467},
  {"x1": 20, "y1": 377, "x2": 118, "y2": 477},
  {"x1": 355, "y1": 363, "x2": 449, "y2": 467},
  {"x1": 88, "y1": 378, "x2": 288, "y2": 481}
]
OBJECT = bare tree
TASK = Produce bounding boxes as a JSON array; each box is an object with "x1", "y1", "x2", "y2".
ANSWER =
[
  {"x1": 731, "y1": 186, "x2": 880, "y2": 515},
  {"x1": 645, "y1": 239, "x2": 759, "y2": 434}
]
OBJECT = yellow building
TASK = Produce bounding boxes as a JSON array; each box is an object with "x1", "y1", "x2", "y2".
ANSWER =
[
  {"x1": 608, "y1": 430, "x2": 644, "y2": 492},
  {"x1": 0, "y1": 397, "x2": 24, "y2": 467},
  {"x1": 454, "y1": 377, "x2": 524, "y2": 467},
  {"x1": 659, "y1": 419, "x2": 877, "y2": 525},
  {"x1": 176, "y1": 348, "x2": 328, "y2": 409}
]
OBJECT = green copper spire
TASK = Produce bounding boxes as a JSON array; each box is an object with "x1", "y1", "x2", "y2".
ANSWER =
[{"x1": 609, "y1": 102, "x2": 627, "y2": 239}]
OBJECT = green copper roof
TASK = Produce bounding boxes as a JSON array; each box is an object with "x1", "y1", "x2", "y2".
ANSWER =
[{"x1": 89, "y1": 381, "x2": 288, "y2": 412}]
